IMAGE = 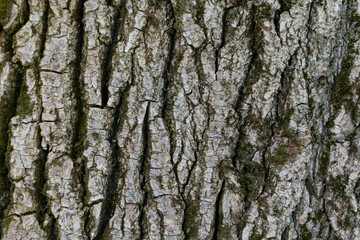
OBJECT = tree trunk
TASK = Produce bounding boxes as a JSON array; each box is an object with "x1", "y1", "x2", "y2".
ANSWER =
[{"x1": 1, "y1": 0, "x2": 360, "y2": 239}]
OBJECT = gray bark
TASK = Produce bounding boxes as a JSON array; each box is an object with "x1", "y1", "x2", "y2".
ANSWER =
[{"x1": 1, "y1": 0, "x2": 360, "y2": 239}]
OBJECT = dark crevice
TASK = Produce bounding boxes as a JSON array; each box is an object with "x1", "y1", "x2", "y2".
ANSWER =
[
  {"x1": 40, "y1": 69, "x2": 64, "y2": 74},
  {"x1": 139, "y1": 103, "x2": 151, "y2": 239},
  {"x1": 83, "y1": 209, "x2": 91, "y2": 240},
  {"x1": 33, "y1": 138, "x2": 49, "y2": 227},
  {"x1": 34, "y1": 0, "x2": 49, "y2": 95},
  {"x1": 181, "y1": 48, "x2": 208, "y2": 193},
  {"x1": 6, "y1": 0, "x2": 30, "y2": 36},
  {"x1": 48, "y1": 213, "x2": 59, "y2": 240},
  {"x1": 230, "y1": 9, "x2": 262, "y2": 236},
  {"x1": 182, "y1": 191, "x2": 200, "y2": 240},
  {"x1": 195, "y1": 47, "x2": 212, "y2": 143},
  {"x1": 182, "y1": 141, "x2": 199, "y2": 195},
  {"x1": 322, "y1": 186, "x2": 333, "y2": 239},
  {"x1": 258, "y1": 43, "x2": 298, "y2": 198},
  {"x1": 305, "y1": 0, "x2": 315, "y2": 41},
  {"x1": 33, "y1": 0, "x2": 50, "y2": 228},
  {"x1": 69, "y1": 1, "x2": 89, "y2": 239},
  {"x1": 158, "y1": 210, "x2": 165, "y2": 240},
  {"x1": 275, "y1": 49, "x2": 298, "y2": 122},
  {"x1": 33, "y1": 1, "x2": 50, "y2": 235},
  {"x1": 232, "y1": 4, "x2": 258, "y2": 170},
  {"x1": 214, "y1": 6, "x2": 231, "y2": 74},
  {"x1": 274, "y1": 0, "x2": 291, "y2": 42},
  {"x1": 291, "y1": 208, "x2": 299, "y2": 238},
  {"x1": 0, "y1": 1, "x2": 30, "y2": 234},
  {"x1": 33, "y1": 139, "x2": 58, "y2": 240},
  {"x1": 194, "y1": 0, "x2": 208, "y2": 43},
  {"x1": 101, "y1": 2, "x2": 127, "y2": 108},
  {"x1": 182, "y1": 205, "x2": 189, "y2": 240},
  {"x1": 0, "y1": 0, "x2": 47, "y2": 236},
  {"x1": 69, "y1": 0, "x2": 86, "y2": 167},
  {"x1": 0, "y1": 66, "x2": 23, "y2": 237},
  {"x1": 161, "y1": 0, "x2": 181, "y2": 194},
  {"x1": 94, "y1": 82, "x2": 131, "y2": 240},
  {"x1": 130, "y1": 47, "x2": 137, "y2": 85},
  {"x1": 281, "y1": 226, "x2": 289, "y2": 240},
  {"x1": 0, "y1": 55, "x2": 27, "y2": 238},
  {"x1": 236, "y1": 15, "x2": 257, "y2": 108},
  {"x1": 212, "y1": 181, "x2": 225, "y2": 240},
  {"x1": 304, "y1": 0, "x2": 322, "y2": 181},
  {"x1": 181, "y1": 47, "x2": 210, "y2": 239},
  {"x1": 120, "y1": 205, "x2": 126, "y2": 237},
  {"x1": 8, "y1": 212, "x2": 37, "y2": 218},
  {"x1": 38, "y1": 0, "x2": 49, "y2": 62},
  {"x1": 161, "y1": 2, "x2": 176, "y2": 83},
  {"x1": 230, "y1": 7, "x2": 261, "y2": 209}
]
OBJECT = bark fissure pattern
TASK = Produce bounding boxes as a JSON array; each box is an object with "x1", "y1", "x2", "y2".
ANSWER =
[{"x1": 2, "y1": 0, "x2": 360, "y2": 239}]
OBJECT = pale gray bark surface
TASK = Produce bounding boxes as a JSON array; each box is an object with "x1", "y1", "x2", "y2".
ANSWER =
[{"x1": 1, "y1": 0, "x2": 360, "y2": 239}]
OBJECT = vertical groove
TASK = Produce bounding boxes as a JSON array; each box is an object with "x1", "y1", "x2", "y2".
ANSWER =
[
  {"x1": 259, "y1": 49, "x2": 297, "y2": 197},
  {"x1": 212, "y1": 7, "x2": 229, "y2": 238},
  {"x1": 231, "y1": 5, "x2": 263, "y2": 236},
  {"x1": 94, "y1": 82, "x2": 131, "y2": 240},
  {"x1": 161, "y1": 1, "x2": 183, "y2": 201},
  {"x1": 159, "y1": 5, "x2": 191, "y2": 238},
  {"x1": 0, "y1": 63, "x2": 23, "y2": 237},
  {"x1": 38, "y1": 0, "x2": 49, "y2": 62},
  {"x1": 212, "y1": 181, "x2": 225, "y2": 240},
  {"x1": 70, "y1": 0, "x2": 86, "y2": 161},
  {"x1": 232, "y1": 4, "x2": 258, "y2": 171},
  {"x1": 34, "y1": 137, "x2": 57, "y2": 240},
  {"x1": 101, "y1": 1, "x2": 127, "y2": 108},
  {"x1": 139, "y1": 103, "x2": 151, "y2": 239},
  {"x1": 0, "y1": 0, "x2": 30, "y2": 233},
  {"x1": 33, "y1": 0, "x2": 53, "y2": 238},
  {"x1": 214, "y1": 6, "x2": 230, "y2": 74},
  {"x1": 34, "y1": 135, "x2": 48, "y2": 224},
  {"x1": 182, "y1": 143, "x2": 199, "y2": 195},
  {"x1": 274, "y1": 0, "x2": 291, "y2": 43},
  {"x1": 69, "y1": 1, "x2": 88, "y2": 239}
]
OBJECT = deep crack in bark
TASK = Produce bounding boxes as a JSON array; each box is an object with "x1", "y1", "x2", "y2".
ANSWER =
[
  {"x1": 0, "y1": 0, "x2": 30, "y2": 232},
  {"x1": 139, "y1": 103, "x2": 151, "y2": 239},
  {"x1": 214, "y1": 6, "x2": 230, "y2": 74},
  {"x1": 94, "y1": 82, "x2": 131, "y2": 239},
  {"x1": 161, "y1": 0, "x2": 181, "y2": 196},
  {"x1": 212, "y1": 180, "x2": 225, "y2": 240},
  {"x1": 101, "y1": 1, "x2": 127, "y2": 108},
  {"x1": 274, "y1": 0, "x2": 291, "y2": 43},
  {"x1": 232, "y1": 3, "x2": 258, "y2": 170},
  {"x1": 69, "y1": 1, "x2": 89, "y2": 238}
]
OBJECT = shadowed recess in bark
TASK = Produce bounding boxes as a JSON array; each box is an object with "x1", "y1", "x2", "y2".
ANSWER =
[
  {"x1": 101, "y1": 1, "x2": 127, "y2": 108},
  {"x1": 94, "y1": 82, "x2": 131, "y2": 240},
  {"x1": 2, "y1": 0, "x2": 360, "y2": 239},
  {"x1": 139, "y1": 103, "x2": 151, "y2": 239},
  {"x1": 0, "y1": 1, "x2": 30, "y2": 230},
  {"x1": 69, "y1": 2, "x2": 89, "y2": 239},
  {"x1": 161, "y1": 0, "x2": 180, "y2": 192},
  {"x1": 212, "y1": 180, "x2": 225, "y2": 240}
]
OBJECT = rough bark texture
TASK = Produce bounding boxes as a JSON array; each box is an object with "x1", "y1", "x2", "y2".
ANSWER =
[{"x1": 1, "y1": 0, "x2": 360, "y2": 239}]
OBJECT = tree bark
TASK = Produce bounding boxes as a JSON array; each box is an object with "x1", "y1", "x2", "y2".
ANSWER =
[{"x1": 1, "y1": 0, "x2": 360, "y2": 239}]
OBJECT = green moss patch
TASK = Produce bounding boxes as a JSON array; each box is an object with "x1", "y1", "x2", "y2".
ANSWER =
[
  {"x1": 330, "y1": 1, "x2": 360, "y2": 122},
  {"x1": 0, "y1": 0, "x2": 12, "y2": 26},
  {"x1": 269, "y1": 144, "x2": 295, "y2": 166},
  {"x1": 183, "y1": 195, "x2": 200, "y2": 238},
  {"x1": 239, "y1": 161, "x2": 265, "y2": 205},
  {"x1": 16, "y1": 81, "x2": 33, "y2": 116},
  {"x1": 255, "y1": 3, "x2": 272, "y2": 20}
]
